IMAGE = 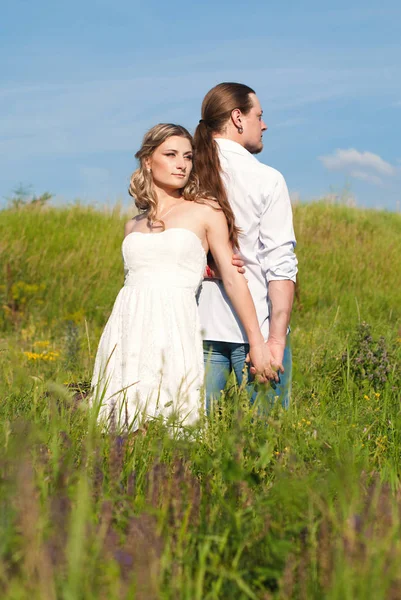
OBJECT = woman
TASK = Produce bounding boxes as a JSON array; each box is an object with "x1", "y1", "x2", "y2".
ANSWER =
[{"x1": 91, "y1": 123, "x2": 272, "y2": 429}]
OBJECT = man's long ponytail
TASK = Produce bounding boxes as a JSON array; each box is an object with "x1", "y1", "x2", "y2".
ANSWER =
[{"x1": 194, "y1": 83, "x2": 255, "y2": 250}]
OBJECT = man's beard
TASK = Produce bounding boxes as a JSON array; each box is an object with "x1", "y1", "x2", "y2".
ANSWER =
[{"x1": 245, "y1": 140, "x2": 263, "y2": 155}]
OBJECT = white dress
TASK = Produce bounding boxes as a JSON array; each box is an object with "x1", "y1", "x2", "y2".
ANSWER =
[{"x1": 91, "y1": 228, "x2": 206, "y2": 428}]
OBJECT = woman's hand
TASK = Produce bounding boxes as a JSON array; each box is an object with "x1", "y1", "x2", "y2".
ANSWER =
[{"x1": 248, "y1": 343, "x2": 280, "y2": 383}]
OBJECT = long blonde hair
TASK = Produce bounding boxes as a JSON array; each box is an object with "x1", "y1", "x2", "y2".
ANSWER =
[{"x1": 129, "y1": 123, "x2": 239, "y2": 247}]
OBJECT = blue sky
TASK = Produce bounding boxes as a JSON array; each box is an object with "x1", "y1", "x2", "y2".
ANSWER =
[{"x1": 1, "y1": 0, "x2": 400, "y2": 210}]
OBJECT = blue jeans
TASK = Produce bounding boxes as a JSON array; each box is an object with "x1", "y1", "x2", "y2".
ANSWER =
[{"x1": 203, "y1": 335, "x2": 292, "y2": 414}]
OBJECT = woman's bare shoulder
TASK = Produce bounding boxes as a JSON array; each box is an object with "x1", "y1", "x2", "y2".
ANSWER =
[
  {"x1": 193, "y1": 197, "x2": 221, "y2": 214},
  {"x1": 189, "y1": 200, "x2": 226, "y2": 234},
  {"x1": 124, "y1": 214, "x2": 146, "y2": 235}
]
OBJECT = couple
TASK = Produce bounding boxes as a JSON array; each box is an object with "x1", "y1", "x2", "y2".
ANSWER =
[{"x1": 91, "y1": 82, "x2": 298, "y2": 428}]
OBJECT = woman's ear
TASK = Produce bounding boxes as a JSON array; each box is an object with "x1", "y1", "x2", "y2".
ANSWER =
[{"x1": 144, "y1": 157, "x2": 152, "y2": 172}]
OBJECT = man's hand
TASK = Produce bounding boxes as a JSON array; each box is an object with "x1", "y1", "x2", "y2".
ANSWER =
[
  {"x1": 203, "y1": 253, "x2": 245, "y2": 279},
  {"x1": 246, "y1": 343, "x2": 275, "y2": 383},
  {"x1": 265, "y1": 337, "x2": 286, "y2": 373},
  {"x1": 247, "y1": 343, "x2": 281, "y2": 383},
  {"x1": 232, "y1": 253, "x2": 245, "y2": 274},
  {"x1": 248, "y1": 337, "x2": 285, "y2": 383}
]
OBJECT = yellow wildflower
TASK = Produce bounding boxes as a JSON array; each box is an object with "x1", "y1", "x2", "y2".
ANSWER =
[
  {"x1": 23, "y1": 350, "x2": 60, "y2": 362},
  {"x1": 42, "y1": 351, "x2": 60, "y2": 361},
  {"x1": 23, "y1": 351, "x2": 41, "y2": 361}
]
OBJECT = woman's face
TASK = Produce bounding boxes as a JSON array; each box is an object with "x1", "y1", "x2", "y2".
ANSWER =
[{"x1": 146, "y1": 136, "x2": 193, "y2": 191}]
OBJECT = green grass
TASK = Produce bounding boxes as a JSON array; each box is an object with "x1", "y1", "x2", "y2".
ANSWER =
[{"x1": 0, "y1": 201, "x2": 400, "y2": 599}]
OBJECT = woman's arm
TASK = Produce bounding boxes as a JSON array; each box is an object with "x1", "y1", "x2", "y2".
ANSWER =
[{"x1": 205, "y1": 206, "x2": 277, "y2": 382}]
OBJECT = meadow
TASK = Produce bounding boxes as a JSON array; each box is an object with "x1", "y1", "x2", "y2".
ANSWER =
[{"x1": 0, "y1": 201, "x2": 400, "y2": 599}]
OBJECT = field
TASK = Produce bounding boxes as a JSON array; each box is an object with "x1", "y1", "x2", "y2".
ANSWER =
[{"x1": 0, "y1": 201, "x2": 400, "y2": 599}]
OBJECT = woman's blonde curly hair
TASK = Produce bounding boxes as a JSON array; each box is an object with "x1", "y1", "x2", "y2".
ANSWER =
[{"x1": 128, "y1": 123, "x2": 240, "y2": 246}]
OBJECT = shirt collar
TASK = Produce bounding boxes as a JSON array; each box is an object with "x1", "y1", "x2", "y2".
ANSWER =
[{"x1": 214, "y1": 137, "x2": 254, "y2": 158}]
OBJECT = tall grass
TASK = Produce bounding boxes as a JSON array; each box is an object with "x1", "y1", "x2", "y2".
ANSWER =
[{"x1": 0, "y1": 201, "x2": 400, "y2": 599}]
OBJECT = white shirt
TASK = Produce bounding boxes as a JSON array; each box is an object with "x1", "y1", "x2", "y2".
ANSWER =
[{"x1": 198, "y1": 138, "x2": 298, "y2": 343}]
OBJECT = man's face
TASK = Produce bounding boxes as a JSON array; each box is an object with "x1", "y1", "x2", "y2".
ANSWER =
[{"x1": 241, "y1": 94, "x2": 267, "y2": 154}]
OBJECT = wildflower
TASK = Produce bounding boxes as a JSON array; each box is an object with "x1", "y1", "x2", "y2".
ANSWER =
[
  {"x1": 375, "y1": 392, "x2": 380, "y2": 398},
  {"x1": 23, "y1": 350, "x2": 60, "y2": 362},
  {"x1": 343, "y1": 322, "x2": 392, "y2": 390},
  {"x1": 364, "y1": 395, "x2": 370, "y2": 400},
  {"x1": 23, "y1": 351, "x2": 41, "y2": 361},
  {"x1": 43, "y1": 351, "x2": 60, "y2": 361}
]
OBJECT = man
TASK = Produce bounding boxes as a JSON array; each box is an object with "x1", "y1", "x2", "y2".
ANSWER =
[{"x1": 194, "y1": 82, "x2": 298, "y2": 410}]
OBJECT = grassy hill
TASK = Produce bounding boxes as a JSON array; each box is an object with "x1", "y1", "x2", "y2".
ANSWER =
[
  {"x1": 0, "y1": 202, "x2": 400, "y2": 598},
  {"x1": 1, "y1": 201, "x2": 399, "y2": 389}
]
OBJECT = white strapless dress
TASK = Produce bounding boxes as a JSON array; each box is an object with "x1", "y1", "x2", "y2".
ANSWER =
[{"x1": 91, "y1": 228, "x2": 207, "y2": 428}]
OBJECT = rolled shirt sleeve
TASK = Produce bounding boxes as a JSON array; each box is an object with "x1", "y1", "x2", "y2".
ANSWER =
[{"x1": 258, "y1": 171, "x2": 298, "y2": 283}]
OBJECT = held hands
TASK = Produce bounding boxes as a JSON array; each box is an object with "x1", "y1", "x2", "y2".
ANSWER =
[
  {"x1": 247, "y1": 337, "x2": 285, "y2": 384},
  {"x1": 247, "y1": 342, "x2": 281, "y2": 384}
]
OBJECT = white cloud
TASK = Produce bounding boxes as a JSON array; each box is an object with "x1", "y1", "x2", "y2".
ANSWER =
[
  {"x1": 1, "y1": 36, "x2": 400, "y2": 205},
  {"x1": 319, "y1": 148, "x2": 397, "y2": 185}
]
